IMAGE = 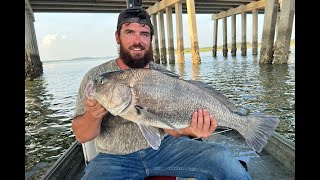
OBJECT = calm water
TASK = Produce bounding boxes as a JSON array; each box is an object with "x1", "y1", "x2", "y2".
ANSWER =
[{"x1": 25, "y1": 48, "x2": 295, "y2": 179}]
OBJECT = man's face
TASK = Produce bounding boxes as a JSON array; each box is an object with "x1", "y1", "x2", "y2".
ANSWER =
[{"x1": 116, "y1": 22, "x2": 153, "y2": 68}]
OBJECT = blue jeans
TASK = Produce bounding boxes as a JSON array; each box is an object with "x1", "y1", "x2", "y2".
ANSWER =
[{"x1": 82, "y1": 135, "x2": 252, "y2": 180}]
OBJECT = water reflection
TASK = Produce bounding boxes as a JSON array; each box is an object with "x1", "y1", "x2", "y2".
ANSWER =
[
  {"x1": 177, "y1": 63, "x2": 186, "y2": 77},
  {"x1": 25, "y1": 77, "x2": 75, "y2": 180},
  {"x1": 258, "y1": 64, "x2": 295, "y2": 140},
  {"x1": 191, "y1": 63, "x2": 200, "y2": 80},
  {"x1": 25, "y1": 58, "x2": 115, "y2": 179}
]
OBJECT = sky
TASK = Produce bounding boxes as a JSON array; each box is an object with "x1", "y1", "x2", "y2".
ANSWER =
[{"x1": 33, "y1": 13, "x2": 295, "y2": 61}]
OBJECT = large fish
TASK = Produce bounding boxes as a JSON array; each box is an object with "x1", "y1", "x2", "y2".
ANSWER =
[{"x1": 87, "y1": 68, "x2": 279, "y2": 153}]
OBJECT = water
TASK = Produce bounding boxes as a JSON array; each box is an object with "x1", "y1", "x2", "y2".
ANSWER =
[{"x1": 25, "y1": 48, "x2": 295, "y2": 179}]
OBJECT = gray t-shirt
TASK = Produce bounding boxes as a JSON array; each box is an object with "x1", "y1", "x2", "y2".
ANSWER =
[{"x1": 73, "y1": 59, "x2": 175, "y2": 154}]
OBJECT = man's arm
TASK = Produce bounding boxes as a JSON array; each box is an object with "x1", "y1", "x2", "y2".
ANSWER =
[
  {"x1": 163, "y1": 109, "x2": 217, "y2": 138},
  {"x1": 72, "y1": 98, "x2": 108, "y2": 143}
]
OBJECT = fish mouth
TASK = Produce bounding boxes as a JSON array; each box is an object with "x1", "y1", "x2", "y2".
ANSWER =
[{"x1": 85, "y1": 80, "x2": 94, "y2": 98}]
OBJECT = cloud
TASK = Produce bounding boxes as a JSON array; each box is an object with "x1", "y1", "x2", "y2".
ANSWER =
[
  {"x1": 41, "y1": 34, "x2": 69, "y2": 47},
  {"x1": 61, "y1": 34, "x2": 68, "y2": 39},
  {"x1": 42, "y1": 34, "x2": 57, "y2": 47}
]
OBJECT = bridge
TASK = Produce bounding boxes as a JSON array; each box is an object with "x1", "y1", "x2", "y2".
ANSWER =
[
  {"x1": 25, "y1": 0, "x2": 295, "y2": 80},
  {"x1": 28, "y1": 0, "x2": 259, "y2": 14}
]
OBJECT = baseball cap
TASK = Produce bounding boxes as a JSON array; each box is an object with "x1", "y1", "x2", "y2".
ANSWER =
[{"x1": 117, "y1": 8, "x2": 154, "y2": 35}]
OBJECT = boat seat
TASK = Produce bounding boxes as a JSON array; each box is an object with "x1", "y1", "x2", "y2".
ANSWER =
[
  {"x1": 82, "y1": 140, "x2": 176, "y2": 180},
  {"x1": 82, "y1": 140, "x2": 98, "y2": 165}
]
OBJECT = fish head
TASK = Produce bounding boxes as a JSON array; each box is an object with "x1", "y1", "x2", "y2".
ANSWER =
[{"x1": 90, "y1": 73, "x2": 132, "y2": 116}]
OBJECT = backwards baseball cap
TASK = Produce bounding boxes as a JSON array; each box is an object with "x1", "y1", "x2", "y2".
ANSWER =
[{"x1": 117, "y1": 8, "x2": 154, "y2": 35}]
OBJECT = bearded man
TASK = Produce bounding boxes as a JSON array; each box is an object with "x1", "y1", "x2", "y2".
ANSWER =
[{"x1": 72, "y1": 8, "x2": 251, "y2": 180}]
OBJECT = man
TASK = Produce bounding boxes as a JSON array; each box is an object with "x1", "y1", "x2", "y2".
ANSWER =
[{"x1": 72, "y1": 8, "x2": 251, "y2": 180}]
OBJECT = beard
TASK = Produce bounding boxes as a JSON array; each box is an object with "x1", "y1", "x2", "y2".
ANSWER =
[{"x1": 119, "y1": 41, "x2": 153, "y2": 68}]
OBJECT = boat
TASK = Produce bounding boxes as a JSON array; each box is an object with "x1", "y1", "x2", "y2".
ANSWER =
[{"x1": 41, "y1": 128, "x2": 295, "y2": 180}]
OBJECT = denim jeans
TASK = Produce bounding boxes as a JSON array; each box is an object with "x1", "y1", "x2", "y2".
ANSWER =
[{"x1": 82, "y1": 135, "x2": 252, "y2": 180}]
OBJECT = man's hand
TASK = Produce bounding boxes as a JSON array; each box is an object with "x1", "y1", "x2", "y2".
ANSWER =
[
  {"x1": 163, "y1": 109, "x2": 217, "y2": 138},
  {"x1": 184, "y1": 109, "x2": 217, "y2": 138},
  {"x1": 72, "y1": 98, "x2": 108, "y2": 143},
  {"x1": 85, "y1": 98, "x2": 108, "y2": 120}
]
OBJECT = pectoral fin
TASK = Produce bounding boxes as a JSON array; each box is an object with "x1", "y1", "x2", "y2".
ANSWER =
[
  {"x1": 138, "y1": 124, "x2": 161, "y2": 150},
  {"x1": 135, "y1": 105, "x2": 182, "y2": 134}
]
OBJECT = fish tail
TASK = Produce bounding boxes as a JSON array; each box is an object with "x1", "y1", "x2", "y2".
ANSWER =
[{"x1": 241, "y1": 114, "x2": 280, "y2": 153}]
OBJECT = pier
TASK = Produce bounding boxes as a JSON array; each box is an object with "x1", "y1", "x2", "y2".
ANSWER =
[{"x1": 25, "y1": 0, "x2": 295, "y2": 80}]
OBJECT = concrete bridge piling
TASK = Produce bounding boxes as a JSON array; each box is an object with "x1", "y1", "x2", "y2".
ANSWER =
[
  {"x1": 259, "y1": 0, "x2": 279, "y2": 64},
  {"x1": 212, "y1": 0, "x2": 294, "y2": 64},
  {"x1": 147, "y1": 0, "x2": 201, "y2": 64},
  {"x1": 273, "y1": 0, "x2": 295, "y2": 64},
  {"x1": 252, "y1": 9, "x2": 259, "y2": 55},
  {"x1": 25, "y1": 0, "x2": 43, "y2": 80}
]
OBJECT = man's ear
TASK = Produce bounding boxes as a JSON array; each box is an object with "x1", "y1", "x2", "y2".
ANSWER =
[{"x1": 115, "y1": 31, "x2": 120, "y2": 44}]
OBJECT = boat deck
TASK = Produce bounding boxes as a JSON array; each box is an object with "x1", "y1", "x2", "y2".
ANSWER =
[
  {"x1": 202, "y1": 130, "x2": 295, "y2": 179},
  {"x1": 41, "y1": 142, "x2": 86, "y2": 180}
]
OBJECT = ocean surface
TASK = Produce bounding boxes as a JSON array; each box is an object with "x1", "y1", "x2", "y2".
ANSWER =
[{"x1": 25, "y1": 48, "x2": 295, "y2": 179}]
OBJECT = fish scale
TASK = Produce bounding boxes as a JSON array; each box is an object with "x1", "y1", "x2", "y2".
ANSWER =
[{"x1": 89, "y1": 68, "x2": 279, "y2": 153}]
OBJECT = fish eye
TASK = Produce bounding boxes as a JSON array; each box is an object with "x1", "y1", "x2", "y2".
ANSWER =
[{"x1": 95, "y1": 76, "x2": 104, "y2": 84}]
